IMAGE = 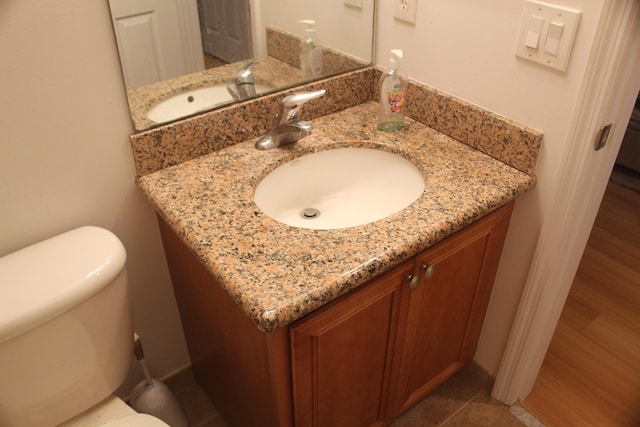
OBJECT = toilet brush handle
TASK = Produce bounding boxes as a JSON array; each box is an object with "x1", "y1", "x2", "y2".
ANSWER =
[
  {"x1": 134, "y1": 333, "x2": 145, "y2": 360},
  {"x1": 134, "y1": 333, "x2": 154, "y2": 387},
  {"x1": 138, "y1": 360, "x2": 154, "y2": 387}
]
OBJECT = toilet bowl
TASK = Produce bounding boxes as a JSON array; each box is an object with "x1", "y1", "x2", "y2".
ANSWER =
[{"x1": 0, "y1": 227, "x2": 170, "y2": 427}]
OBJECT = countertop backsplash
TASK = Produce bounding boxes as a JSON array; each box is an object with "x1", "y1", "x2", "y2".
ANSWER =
[{"x1": 130, "y1": 66, "x2": 542, "y2": 180}]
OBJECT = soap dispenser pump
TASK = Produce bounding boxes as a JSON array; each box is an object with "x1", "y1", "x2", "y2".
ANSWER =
[
  {"x1": 299, "y1": 19, "x2": 323, "y2": 79},
  {"x1": 377, "y1": 49, "x2": 408, "y2": 132}
]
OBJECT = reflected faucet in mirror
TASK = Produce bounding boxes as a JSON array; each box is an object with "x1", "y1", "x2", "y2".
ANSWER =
[
  {"x1": 255, "y1": 90, "x2": 326, "y2": 150},
  {"x1": 227, "y1": 59, "x2": 258, "y2": 101}
]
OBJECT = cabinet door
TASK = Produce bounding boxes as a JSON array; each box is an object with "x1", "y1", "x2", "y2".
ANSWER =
[
  {"x1": 290, "y1": 261, "x2": 414, "y2": 427},
  {"x1": 390, "y1": 204, "x2": 513, "y2": 415}
]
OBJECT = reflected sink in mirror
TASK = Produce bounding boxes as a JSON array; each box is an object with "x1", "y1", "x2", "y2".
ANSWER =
[
  {"x1": 147, "y1": 83, "x2": 272, "y2": 124},
  {"x1": 254, "y1": 148, "x2": 425, "y2": 230}
]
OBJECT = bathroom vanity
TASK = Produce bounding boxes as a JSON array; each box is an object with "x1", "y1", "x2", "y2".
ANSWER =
[
  {"x1": 136, "y1": 99, "x2": 539, "y2": 426},
  {"x1": 157, "y1": 201, "x2": 512, "y2": 427}
]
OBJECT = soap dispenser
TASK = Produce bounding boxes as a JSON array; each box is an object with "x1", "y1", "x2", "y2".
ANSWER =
[
  {"x1": 299, "y1": 19, "x2": 323, "y2": 80},
  {"x1": 377, "y1": 49, "x2": 408, "y2": 132}
]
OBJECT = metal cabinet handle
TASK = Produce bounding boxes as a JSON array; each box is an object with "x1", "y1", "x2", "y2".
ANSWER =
[
  {"x1": 406, "y1": 274, "x2": 421, "y2": 290},
  {"x1": 422, "y1": 264, "x2": 436, "y2": 280}
]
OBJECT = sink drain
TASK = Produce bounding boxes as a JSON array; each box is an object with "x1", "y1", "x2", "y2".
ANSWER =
[{"x1": 300, "y1": 208, "x2": 320, "y2": 219}]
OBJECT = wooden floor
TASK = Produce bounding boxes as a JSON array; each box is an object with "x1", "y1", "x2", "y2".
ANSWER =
[{"x1": 522, "y1": 180, "x2": 640, "y2": 427}]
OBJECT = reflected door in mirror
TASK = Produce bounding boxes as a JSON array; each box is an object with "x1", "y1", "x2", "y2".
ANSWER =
[
  {"x1": 110, "y1": 0, "x2": 204, "y2": 89},
  {"x1": 199, "y1": 0, "x2": 253, "y2": 63}
]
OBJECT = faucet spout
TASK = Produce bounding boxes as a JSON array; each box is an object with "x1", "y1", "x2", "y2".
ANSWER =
[{"x1": 255, "y1": 89, "x2": 326, "y2": 150}]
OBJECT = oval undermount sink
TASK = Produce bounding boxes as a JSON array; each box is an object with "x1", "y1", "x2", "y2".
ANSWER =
[
  {"x1": 147, "y1": 83, "x2": 271, "y2": 123},
  {"x1": 254, "y1": 148, "x2": 425, "y2": 230}
]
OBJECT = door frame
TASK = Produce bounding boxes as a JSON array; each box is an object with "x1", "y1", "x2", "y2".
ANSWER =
[{"x1": 492, "y1": 0, "x2": 640, "y2": 404}]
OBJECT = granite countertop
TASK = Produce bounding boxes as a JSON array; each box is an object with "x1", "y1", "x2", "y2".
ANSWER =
[{"x1": 137, "y1": 102, "x2": 536, "y2": 332}]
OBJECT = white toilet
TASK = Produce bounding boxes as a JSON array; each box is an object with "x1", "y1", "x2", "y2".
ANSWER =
[{"x1": 0, "y1": 226, "x2": 170, "y2": 427}]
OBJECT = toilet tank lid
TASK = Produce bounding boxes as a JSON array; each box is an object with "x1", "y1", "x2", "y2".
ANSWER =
[{"x1": 0, "y1": 226, "x2": 127, "y2": 343}]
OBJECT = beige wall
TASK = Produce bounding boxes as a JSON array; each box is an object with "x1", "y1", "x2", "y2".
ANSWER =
[
  {"x1": 0, "y1": 0, "x2": 190, "y2": 392},
  {"x1": 375, "y1": 0, "x2": 606, "y2": 373}
]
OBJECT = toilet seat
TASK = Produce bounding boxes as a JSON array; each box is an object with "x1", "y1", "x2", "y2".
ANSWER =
[
  {"x1": 104, "y1": 413, "x2": 171, "y2": 427},
  {"x1": 59, "y1": 396, "x2": 170, "y2": 427}
]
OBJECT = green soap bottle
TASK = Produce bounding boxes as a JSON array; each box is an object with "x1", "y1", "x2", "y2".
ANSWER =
[{"x1": 377, "y1": 49, "x2": 408, "y2": 132}]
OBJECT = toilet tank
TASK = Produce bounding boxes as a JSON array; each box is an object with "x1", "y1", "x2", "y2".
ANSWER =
[{"x1": 0, "y1": 227, "x2": 133, "y2": 427}]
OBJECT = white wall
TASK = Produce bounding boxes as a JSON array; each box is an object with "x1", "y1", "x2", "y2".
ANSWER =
[
  {"x1": 0, "y1": 0, "x2": 190, "y2": 392},
  {"x1": 375, "y1": 0, "x2": 607, "y2": 373}
]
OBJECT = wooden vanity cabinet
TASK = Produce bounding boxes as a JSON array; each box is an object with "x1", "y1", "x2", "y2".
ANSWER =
[
  {"x1": 158, "y1": 218, "x2": 294, "y2": 427},
  {"x1": 290, "y1": 201, "x2": 514, "y2": 425},
  {"x1": 157, "y1": 201, "x2": 514, "y2": 427}
]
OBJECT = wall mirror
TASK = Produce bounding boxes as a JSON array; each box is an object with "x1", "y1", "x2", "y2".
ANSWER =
[{"x1": 109, "y1": 0, "x2": 375, "y2": 132}]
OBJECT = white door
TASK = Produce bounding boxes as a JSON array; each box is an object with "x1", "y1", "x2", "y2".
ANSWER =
[
  {"x1": 199, "y1": 0, "x2": 253, "y2": 63},
  {"x1": 110, "y1": 0, "x2": 201, "y2": 89}
]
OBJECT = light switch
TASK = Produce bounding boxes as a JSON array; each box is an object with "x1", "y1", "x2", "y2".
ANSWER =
[
  {"x1": 515, "y1": 0, "x2": 581, "y2": 72},
  {"x1": 525, "y1": 15, "x2": 545, "y2": 49},
  {"x1": 545, "y1": 21, "x2": 564, "y2": 56}
]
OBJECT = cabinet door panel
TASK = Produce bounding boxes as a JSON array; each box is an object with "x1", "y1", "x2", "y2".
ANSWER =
[
  {"x1": 291, "y1": 262, "x2": 413, "y2": 427},
  {"x1": 390, "y1": 203, "x2": 514, "y2": 416},
  {"x1": 406, "y1": 234, "x2": 487, "y2": 395}
]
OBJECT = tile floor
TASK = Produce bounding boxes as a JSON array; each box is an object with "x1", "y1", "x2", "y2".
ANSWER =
[{"x1": 165, "y1": 363, "x2": 534, "y2": 427}]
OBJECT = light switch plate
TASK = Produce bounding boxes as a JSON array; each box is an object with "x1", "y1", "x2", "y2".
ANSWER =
[
  {"x1": 515, "y1": 0, "x2": 581, "y2": 72},
  {"x1": 344, "y1": 0, "x2": 363, "y2": 8},
  {"x1": 394, "y1": 0, "x2": 417, "y2": 25}
]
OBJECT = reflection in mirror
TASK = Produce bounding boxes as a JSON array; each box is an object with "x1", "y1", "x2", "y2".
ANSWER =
[{"x1": 109, "y1": 0, "x2": 375, "y2": 132}]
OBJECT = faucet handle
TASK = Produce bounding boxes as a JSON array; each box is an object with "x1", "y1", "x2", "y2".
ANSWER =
[
  {"x1": 282, "y1": 90, "x2": 326, "y2": 108},
  {"x1": 280, "y1": 89, "x2": 326, "y2": 124}
]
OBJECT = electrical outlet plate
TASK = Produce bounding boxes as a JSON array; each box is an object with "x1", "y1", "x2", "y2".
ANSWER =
[
  {"x1": 394, "y1": 0, "x2": 417, "y2": 25},
  {"x1": 344, "y1": 0, "x2": 363, "y2": 8}
]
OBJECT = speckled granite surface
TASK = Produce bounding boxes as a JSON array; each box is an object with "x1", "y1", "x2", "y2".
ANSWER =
[
  {"x1": 406, "y1": 81, "x2": 542, "y2": 175},
  {"x1": 130, "y1": 68, "x2": 376, "y2": 178},
  {"x1": 130, "y1": 67, "x2": 542, "y2": 179},
  {"x1": 137, "y1": 102, "x2": 536, "y2": 332}
]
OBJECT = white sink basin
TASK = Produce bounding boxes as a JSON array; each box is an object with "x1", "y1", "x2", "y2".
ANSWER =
[
  {"x1": 254, "y1": 148, "x2": 425, "y2": 230},
  {"x1": 147, "y1": 83, "x2": 271, "y2": 123}
]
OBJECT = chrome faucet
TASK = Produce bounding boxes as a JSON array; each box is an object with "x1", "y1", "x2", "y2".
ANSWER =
[
  {"x1": 255, "y1": 89, "x2": 326, "y2": 150},
  {"x1": 227, "y1": 59, "x2": 258, "y2": 101}
]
